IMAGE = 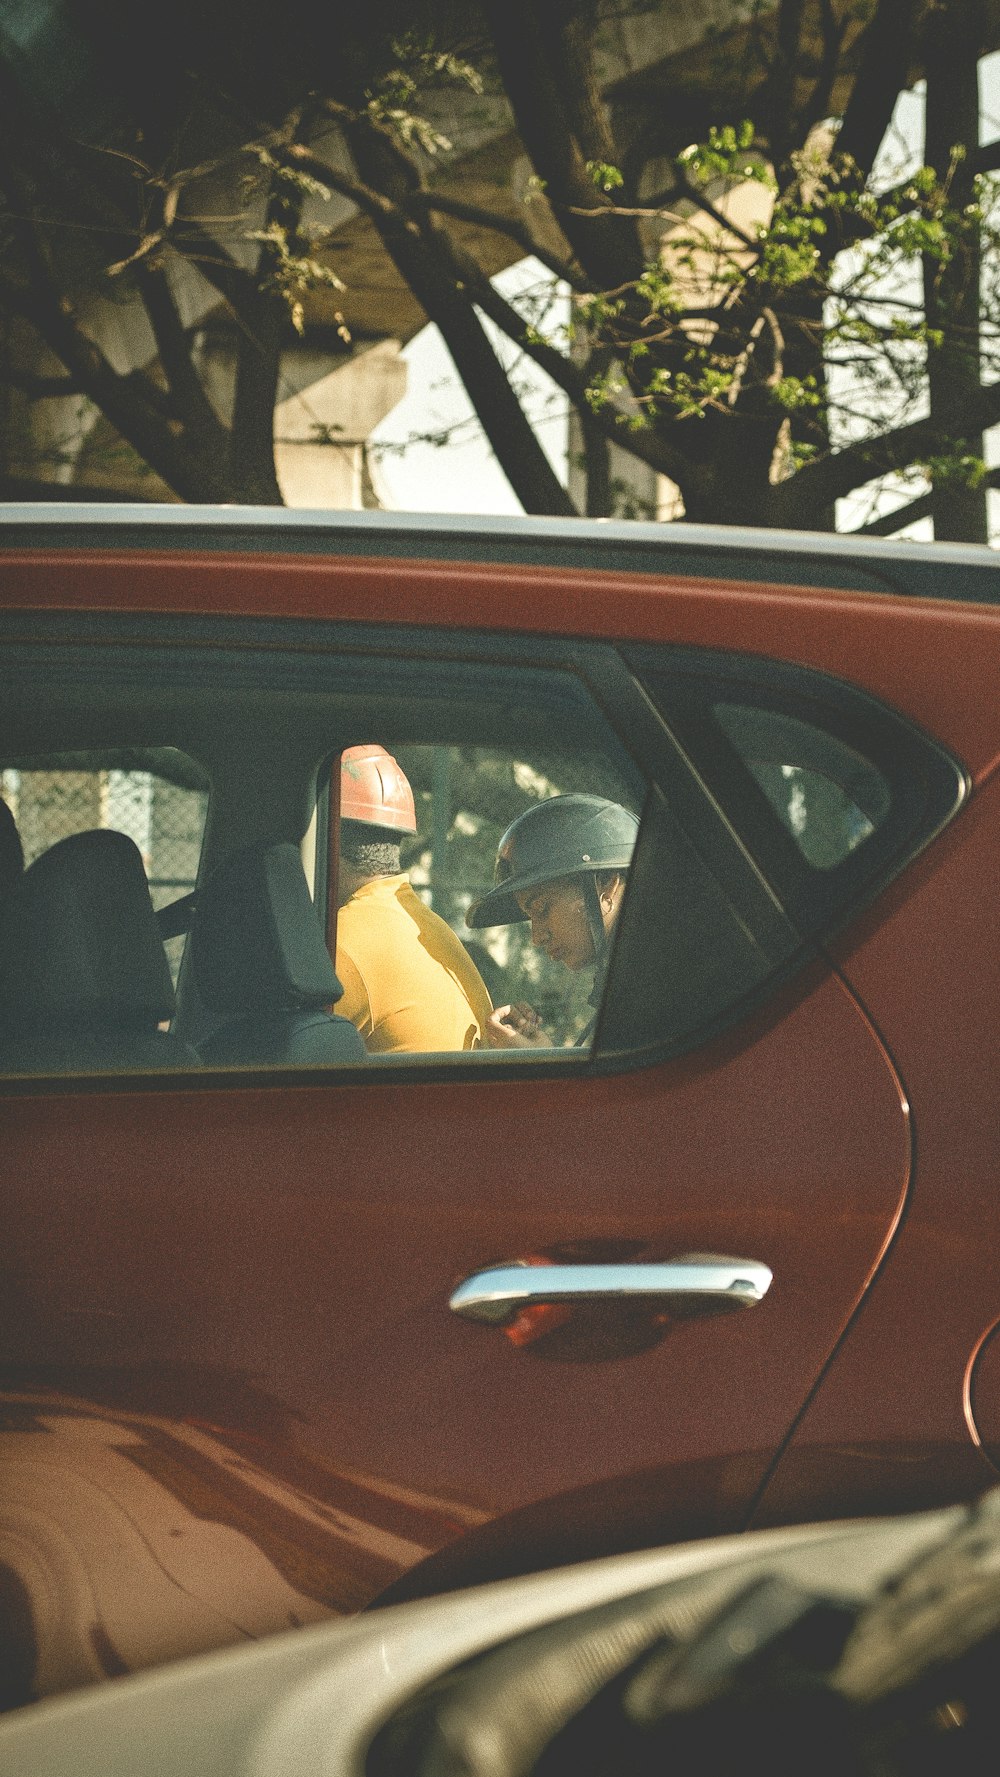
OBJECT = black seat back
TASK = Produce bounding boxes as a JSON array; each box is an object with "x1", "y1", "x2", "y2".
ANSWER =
[
  {"x1": 0, "y1": 798, "x2": 24, "y2": 905},
  {"x1": 191, "y1": 842, "x2": 365, "y2": 1066},
  {"x1": 0, "y1": 828, "x2": 198, "y2": 1072}
]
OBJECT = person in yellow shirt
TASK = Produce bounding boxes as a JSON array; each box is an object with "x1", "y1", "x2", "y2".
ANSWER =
[{"x1": 334, "y1": 745, "x2": 492, "y2": 1054}]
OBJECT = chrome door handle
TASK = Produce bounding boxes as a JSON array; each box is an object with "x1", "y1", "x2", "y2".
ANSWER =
[{"x1": 449, "y1": 1254, "x2": 773, "y2": 1324}]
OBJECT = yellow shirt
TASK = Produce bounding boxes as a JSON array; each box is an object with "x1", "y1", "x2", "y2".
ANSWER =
[{"x1": 335, "y1": 874, "x2": 492, "y2": 1054}]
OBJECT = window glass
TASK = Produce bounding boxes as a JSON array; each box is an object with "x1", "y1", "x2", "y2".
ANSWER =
[
  {"x1": 4, "y1": 613, "x2": 958, "y2": 1082},
  {"x1": 713, "y1": 705, "x2": 892, "y2": 870},
  {"x1": 627, "y1": 645, "x2": 965, "y2": 946},
  {"x1": 1, "y1": 752, "x2": 208, "y2": 981},
  {"x1": 330, "y1": 743, "x2": 638, "y2": 1055},
  {"x1": 0, "y1": 619, "x2": 646, "y2": 1076}
]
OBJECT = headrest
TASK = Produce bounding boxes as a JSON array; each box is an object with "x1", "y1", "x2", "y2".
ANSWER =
[
  {"x1": 0, "y1": 799, "x2": 24, "y2": 900},
  {"x1": 0, "y1": 828, "x2": 175, "y2": 1031},
  {"x1": 192, "y1": 842, "x2": 340, "y2": 1015}
]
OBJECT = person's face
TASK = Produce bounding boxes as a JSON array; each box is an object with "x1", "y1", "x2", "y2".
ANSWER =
[{"x1": 516, "y1": 878, "x2": 595, "y2": 971}]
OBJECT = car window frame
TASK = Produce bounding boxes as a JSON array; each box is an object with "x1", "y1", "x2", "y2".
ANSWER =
[{"x1": 0, "y1": 609, "x2": 970, "y2": 1092}]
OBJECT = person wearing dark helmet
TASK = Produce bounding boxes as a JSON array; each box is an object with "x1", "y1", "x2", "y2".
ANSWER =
[
  {"x1": 467, "y1": 794, "x2": 638, "y2": 1050},
  {"x1": 334, "y1": 745, "x2": 493, "y2": 1053}
]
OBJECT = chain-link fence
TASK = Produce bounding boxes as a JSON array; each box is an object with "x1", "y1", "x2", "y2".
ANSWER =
[{"x1": 1, "y1": 760, "x2": 209, "y2": 980}]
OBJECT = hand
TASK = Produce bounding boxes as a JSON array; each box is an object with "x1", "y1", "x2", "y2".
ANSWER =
[{"x1": 485, "y1": 1002, "x2": 546, "y2": 1049}]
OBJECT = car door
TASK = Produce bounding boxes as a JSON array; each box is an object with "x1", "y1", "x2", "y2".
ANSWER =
[
  {"x1": 0, "y1": 512, "x2": 995, "y2": 1703},
  {"x1": 747, "y1": 731, "x2": 1000, "y2": 1536}
]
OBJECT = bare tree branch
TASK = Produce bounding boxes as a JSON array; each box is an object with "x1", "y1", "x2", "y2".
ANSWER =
[
  {"x1": 408, "y1": 190, "x2": 587, "y2": 288},
  {"x1": 344, "y1": 115, "x2": 580, "y2": 517},
  {"x1": 0, "y1": 234, "x2": 227, "y2": 502},
  {"x1": 851, "y1": 489, "x2": 933, "y2": 535},
  {"x1": 855, "y1": 462, "x2": 999, "y2": 539},
  {"x1": 136, "y1": 260, "x2": 229, "y2": 451},
  {"x1": 761, "y1": 0, "x2": 807, "y2": 171},
  {"x1": 481, "y1": 0, "x2": 645, "y2": 291},
  {"x1": 974, "y1": 138, "x2": 1000, "y2": 173},
  {"x1": 167, "y1": 215, "x2": 271, "y2": 316},
  {"x1": 536, "y1": 2, "x2": 619, "y2": 172},
  {"x1": 804, "y1": 0, "x2": 850, "y2": 133},
  {"x1": 770, "y1": 376, "x2": 1000, "y2": 524},
  {"x1": 0, "y1": 474, "x2": 149, "y2": 501},
  {"x1": 227, "y1": 170, "x2": 294, "y2": 504},
  {"x1": 562, "y1": 180, "x2": 761, "y2": 254},
  {"x1": 836, "y1": 0, "x2": 924, "y2": 178},
  {"x1": 4, "y1": 369, "x2": 86, "y2": 398}
]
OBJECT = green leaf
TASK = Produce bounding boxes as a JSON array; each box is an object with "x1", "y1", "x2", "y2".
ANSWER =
[{"x1": 586, "y1": 161, "x2": 624, "y2": 193}]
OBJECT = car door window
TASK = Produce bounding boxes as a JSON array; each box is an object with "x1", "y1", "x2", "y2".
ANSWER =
[{"x1": 0, "y1": 612, "x2": 967, "y2": 1082}]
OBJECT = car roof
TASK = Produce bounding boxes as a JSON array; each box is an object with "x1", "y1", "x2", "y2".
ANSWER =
[{"x1": 1, "y1": 501, "x2": 998, "y2": 603}]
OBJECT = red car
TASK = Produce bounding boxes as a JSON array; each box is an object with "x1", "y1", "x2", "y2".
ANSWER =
[{"x1": 0, "y1": 503, "x2": 998, "y2": 1710}]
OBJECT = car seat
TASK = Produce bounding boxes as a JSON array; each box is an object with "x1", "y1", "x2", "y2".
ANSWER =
[
  {"x1": 0, "y1": 827, "x2": 199, "y2": 1073},
  {"x1": 191, "y1": 841, "x2": 365, "y2": 1066},
  {"x1": 0, "y1": 798, "x2": 24, "y2": 904}
]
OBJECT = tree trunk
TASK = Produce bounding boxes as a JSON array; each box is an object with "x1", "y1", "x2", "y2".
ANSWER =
[
  {"x1": 924, "y1": 0, "x2": 988, "y2": 544},
  {"x1": 228, "y1": 178, "x2": 292, "y2": 505}
]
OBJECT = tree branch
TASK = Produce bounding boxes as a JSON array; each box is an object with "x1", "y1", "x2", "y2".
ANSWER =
[
  {"x1": 536, "y1": 2, "x2": 619, "y2": 172},
  {"x1": 228, "y1": 174, "x2": 291, "y2": 503},
  {"x1": 676, "y1": 179, "x2": 762, "y2": 252},
  {"x1": 344, "y1": 116, "x2": 579, "y2": 517},
  {"x1": 851, "y1": 490, "x2": 933, "y2": 535},
  {"x1": 973, "y1": 138, "x2": 1000, "y2": 173},
  {"x1": 562, "y1": 180, "x2": 761, "y2": 254},
  {"x1": 481, "y1": 0, "x2": 645, "y2": 291},
  {"x1": 167, "y1": 215, "x2": 272, "y2": 320},
  {"x1": 770, "y1": 376, "x2": 1000, "y2": 523},
  {"x1": 408, "y1": 190, "x2": 586, "y2": 289},
  {"x1": 836, "y1": 0, "x2": 924, "y2": 178},
  {"x1": 5, "y1": 369, "x2": 85, "y2": 398},
  {"x1": 761, "y1": 0, "x2": 807, "y2": 171},
  {"x1": 135, "y1": 260, "x2": 228, "y2": 451},
  {"x1": 0, "y1": 249, "x2": 226, "y2": 502},
  {"x1": 0, "y1": 474, "x2": 149, "y2": 501},
  {"x1": 802, "y1": 0, "x2": 850, "y2": 139},
  {"x1": 849, "y1": 462, "x2": 1000, "y2": 536},
  {"x1": 462, "y1": 268, "x2": 694, "y2": 487}
]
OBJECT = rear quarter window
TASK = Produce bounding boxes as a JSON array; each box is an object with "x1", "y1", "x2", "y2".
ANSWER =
[{"x1": 626, "y1": 647, "x2": 967, "y2": 941}]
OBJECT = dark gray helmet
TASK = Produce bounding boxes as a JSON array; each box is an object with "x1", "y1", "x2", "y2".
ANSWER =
[{"x1": 467, "y1": 795, "x2": 639, "y2": 929}]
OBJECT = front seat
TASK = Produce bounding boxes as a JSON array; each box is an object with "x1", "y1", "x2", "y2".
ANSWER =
[
  {"x1": 0, "y1": 828, "x2": 199, "y2": 1073},
  {"x1": 191, "y1": 841, "x2": 365, "y2": 1067},
  {"x1": 0, "y1": 797, "x2": 24, "y2": 905}
]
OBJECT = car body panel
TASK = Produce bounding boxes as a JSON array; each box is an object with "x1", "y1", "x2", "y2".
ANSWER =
[
  {"x1": 751, "y1": 764, "x2": 1000, "y2": 1529},
  {"x1": 2, "y1": 957, "x2": 908, "y2": 1650}
]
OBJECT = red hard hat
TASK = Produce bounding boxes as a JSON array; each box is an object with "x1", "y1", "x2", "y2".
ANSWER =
[{"x1": 340, "y1": 745, "x2": 417, "y2": 836}]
